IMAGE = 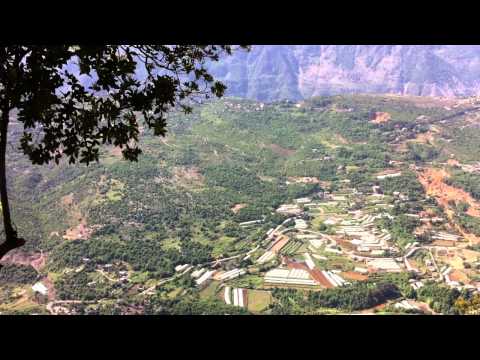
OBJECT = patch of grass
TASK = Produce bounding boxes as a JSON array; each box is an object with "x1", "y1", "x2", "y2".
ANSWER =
[
  {"x1": 145, "y1": 278, "x2": 158, "y2": 288},
  {"x1": 167, "y1": 287, "x2": 183, "y2": 299},
  {"x1": 106, "y1": 179, "x2": 125, "y2": 202},
  {"x1": 199, "y1": 280, "x2": 220, "y2": 299},
  {"x1": 311, "y1": 215, "x2": 327, "y2": 230},
  {"x1": 0, "y1": 291, "x2": 45, "y2": 314},
  {"x1": 47, "y1": 272, "x2": 61, "y2": 282},
  {"x1": 315, "y1": 254, "x2": 355, "y2": 272},
  {"x1": 227, "y1": 274, "x2": 264, "y2": 289},
  {"x1": 211, "y1": 236, "x2": 237, "y2": 258},
  {"x1": 129, "y1": 272, "x2": 151, "y2": 284},
  {"x1": 161, "y1": 238, "x2": 181, "y2": 251},
  {"x1": 314, "y1": 307, "x2": 345, "y2": 314},
  {"x1": 247, "y1": 290, "x2": 272, "y2": 313}
]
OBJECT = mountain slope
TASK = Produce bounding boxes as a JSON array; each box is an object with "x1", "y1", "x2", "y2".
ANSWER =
[
  {"x1": 2, "y1": 94, "x2": 480, "y2": 314},
  {"x1": 209, "y1": 45, "x2": 480, "y2": 101}
]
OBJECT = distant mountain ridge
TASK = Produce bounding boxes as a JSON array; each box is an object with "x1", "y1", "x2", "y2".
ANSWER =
[{"x1": 208, "y1": 45, "x2": 480, "y2": 101}]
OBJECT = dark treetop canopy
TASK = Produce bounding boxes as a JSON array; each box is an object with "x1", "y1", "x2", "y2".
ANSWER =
[{"x1": 0, "y1": 45, "x2": 249, "y2": 260}]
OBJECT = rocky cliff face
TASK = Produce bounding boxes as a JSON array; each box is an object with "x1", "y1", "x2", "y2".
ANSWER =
[{"x1": 209, "y1": 45, "x2": 480, "y2": 101}]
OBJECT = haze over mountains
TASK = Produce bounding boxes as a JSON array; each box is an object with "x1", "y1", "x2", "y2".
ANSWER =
[{"x1": 208, "y1": 45, "x2": 480, "y2": 101}]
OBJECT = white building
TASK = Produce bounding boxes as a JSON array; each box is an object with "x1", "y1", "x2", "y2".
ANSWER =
[
  {"x1": 354, "y1": 267, "x2": 368, "y2": 274},
  {"x1": 32, "y1": 282, "x2": 48, "y2": 296},
  {"x1": 195, "y1": 270, "x2": 215, "y2": 286},
  {"x1": 294, "y1": 219, "x2": 308, "y2": 230},
  {"x1": 224, "y1": 286, "x2": 231, "y2": 305},
  {"x1": 217, "y1": 268, "x2": 246, "y2": 281},
  {"x1": 264, "y1": 268, "x2": 317, "y2": 286},
  {"x1": 394, "y1": 300, "x2": 419, "y2": 311},
  {"x1": 191, "y1": 268, "x2": 206, "y2": 278},
  {"x1": 239, "y1": 219, "x2": 263, "y2": 227},
  {"x1": 295, "y1": 197, "x2": 312, "y2": 204},
  {"x1": 367, "y1": 258, "x2": 402, "y2": 272},
  {"x1": 175, "y1": 264, "x2": 190, "y2": 272},
  {"x1": 377, "y1": 172, "x2": 402, "y2": 180},
  {"x1": 322, "y1": 271, "x2": 347, "y2": 287},
  {"x1": 257, "y1": 251, "x2": 276, "y2": 264},
  {"x1": 232, "y1": 288, "x2": 245, "y2": 307},
  {"x1": 303, "y1": 253, "x2": 316, "y2": 270},
  {"x1": 276, "y1": 204, "x2": 303, "y2": 216}
]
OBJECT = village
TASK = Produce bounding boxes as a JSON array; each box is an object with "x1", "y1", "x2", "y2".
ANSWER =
[
  {"x1": 15, "y1": 95, "x2": 480, "y2": 315},
  {"x1": 21, "y1": 165, "x2": 480, "y2": 315},
  {"x1": 151, "y1": 170, "x2": 480, "y2": 314}
]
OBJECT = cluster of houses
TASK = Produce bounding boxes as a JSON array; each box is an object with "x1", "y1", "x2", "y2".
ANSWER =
[
  {"x1": 193, "y1": 269, "x2": 216, "y2": 287},
  {"x1": 257, "y1": 251, "x2": 276, "y2": 264},
  {"x1": 192, "y1": 267, "x2": 247, "y2": 288},
  {"x1": 409, "y1": 279, "x2": 425, "y2": 290},
  {"x1": 216, "y1": 268, "x2": 246, "y2": 281},
  {"x1": 276, "y1": 193, "x2": 327, "y2": 216},
  {"x1": 264, "y1": 267, "x2": 318, "y2": 287},
  {"x1": 336, "y1": 214, "x2": 394, "y2": 256},
  {"x1": 276, "y1": 204, "x2": 303, "y2": 216},
  {"x1": 229, "y1": 177, "x2": 480, "y2": 299},
  {"x1": 286, "y1": 176, "x2": 321, "y2": 185},
  {"x1": 97, "y1": 263, "x2": 130, "y2": 284},
  {"x1": 294, "y1": 219, "x2": 308, "y2": 230},
  {"x1": 431, "y1": 231, "x2": 462, "y2": 242},
  {"x1": 366, "y1": 258, "x2": 402, "y2": 272},
  {"x1": 223, "y1": 101, "x2": 265, "y2": 112},
  {"x1": 257, "y1": 220, "x2": 297, "y2": 264},
  {"x1": 263, "y1": 256, "x2": 348, "y2": 289}
]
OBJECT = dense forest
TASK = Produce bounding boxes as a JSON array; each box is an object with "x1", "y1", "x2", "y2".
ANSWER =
[{"x1": 270, "y1": 281, "x2": 402, "y2": 314}]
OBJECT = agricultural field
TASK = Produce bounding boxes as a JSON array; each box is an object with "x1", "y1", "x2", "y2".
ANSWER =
[
  {"x1": 247, "y1": 290, "x2": 272, "y2": 313},
  {"x1": 199, "y1": 281, "x2": 221, "y2": 300},
  {"x1": 2, "y1": 94, "x2": 480, "y2": 315}
]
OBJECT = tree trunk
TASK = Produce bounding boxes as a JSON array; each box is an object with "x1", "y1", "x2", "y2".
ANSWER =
[
  {"x1": 0, "y1": 107, "x2": 24, "y2": 261},
  {"x1": 0, "y1": 108, "x2": 13, "y2": 236}
]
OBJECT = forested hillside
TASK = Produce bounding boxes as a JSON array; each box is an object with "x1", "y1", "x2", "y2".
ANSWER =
[{"x1": 2, "y1": 94, "x2": 480, "y2": 315}]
